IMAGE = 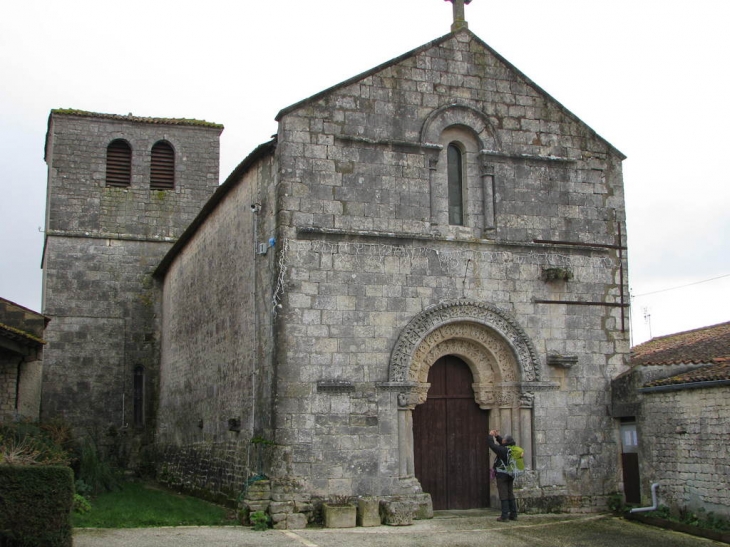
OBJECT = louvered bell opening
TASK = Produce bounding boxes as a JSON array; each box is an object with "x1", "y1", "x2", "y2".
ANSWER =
[
  {"x1": 106, "y1": 140, "x2": 132, "y2": 187},
  {"x1": 150, "y1": 141, "x2": 175, "y2": 190}
]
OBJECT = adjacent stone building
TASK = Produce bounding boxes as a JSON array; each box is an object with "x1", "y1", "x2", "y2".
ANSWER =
[
  {"x1": 41, "y1": 21, "x2": 632, "y2": 522},
  {"x1": 612, "y1": 322, "x2": 730, "y2": 517},
  {"x1": 0, "y1": 297, "x2": 47, "y2": 422}
]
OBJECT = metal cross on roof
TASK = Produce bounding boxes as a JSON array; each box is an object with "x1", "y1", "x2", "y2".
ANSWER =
[{"x1": 445, "y1": 0, "x2": 472, "y2": 32}]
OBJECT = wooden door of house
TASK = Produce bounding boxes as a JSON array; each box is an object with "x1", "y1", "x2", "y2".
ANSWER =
[
  {"x1": 620, "y1": 420, "x2": 641, "y2": 504},
  {"x1": 413, "y1": 356, "x2": 490, "y2": 510}
]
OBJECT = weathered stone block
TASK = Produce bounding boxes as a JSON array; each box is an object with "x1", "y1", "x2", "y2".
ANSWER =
[
  {"x1": 413, "y1": 493, "x2": 433, "y2": 520},
  {"x1": 357, "y1": 497, "x2": 381, "y2": 527},
  {"x1": 269, "y1": 501, "x2": 294, "y2": 514},
  {"x1": 379, "y1": 498, "x2": 415, "y2": 526},
  {"x1": 323, "y1": 503, "x2": 356, "y2": 528},
  {"x1": 287, "y1": 513, "x2": 309, "y2": 529}
]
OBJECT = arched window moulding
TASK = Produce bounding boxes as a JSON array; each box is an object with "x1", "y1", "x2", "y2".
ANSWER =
[
  {"x1": 420, "y1": 103, "x2": 500, "y2": 151},
  {"x1": 421, "y1": 105, "x2": 499, "y2": 235}
]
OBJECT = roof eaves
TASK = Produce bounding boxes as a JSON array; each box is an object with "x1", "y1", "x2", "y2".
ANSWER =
[
  {"x1": 0, "y1": 323, "x2": 46, "y2": 346},
  {"x1": 639, "y1": 379, "x2": 730, "y2": 393},
  {"x1": 49, "y1": 109, "x2": 224, "y2": 129}
]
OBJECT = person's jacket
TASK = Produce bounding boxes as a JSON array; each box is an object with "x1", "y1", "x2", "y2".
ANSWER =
[{"x1": 487, "y1": 434, "x2": 513, "y2": 477}]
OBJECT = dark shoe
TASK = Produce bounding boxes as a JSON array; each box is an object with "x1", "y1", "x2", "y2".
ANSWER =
[
  {"x1": 498, "y1": 499, "x2": 510, "y2": 522},
  {"x1": 509, "y1": 514, "x2": 517, "y2": 520}
]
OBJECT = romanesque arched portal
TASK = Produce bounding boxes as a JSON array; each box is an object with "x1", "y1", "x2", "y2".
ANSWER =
[{"x1": 389, "y1": 300, "x2": 541, "y2": 497}]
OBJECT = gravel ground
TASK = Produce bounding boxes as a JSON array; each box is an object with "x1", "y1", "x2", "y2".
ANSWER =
[{"x1": 73, "y1": 511, "x2": 725, "y2": 547}]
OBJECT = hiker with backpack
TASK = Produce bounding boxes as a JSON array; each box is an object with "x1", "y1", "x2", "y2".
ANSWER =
[{"x1": 487, "y1": 429, "x2": 522, "y2": 522}]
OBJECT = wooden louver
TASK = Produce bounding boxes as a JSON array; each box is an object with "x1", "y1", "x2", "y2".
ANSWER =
[
  {"x1": 150, "y1": 141, "x2": 175, "y2": 190},
  {"x1": 105, "y1": 140, "x2": 132, "y2": 187}
]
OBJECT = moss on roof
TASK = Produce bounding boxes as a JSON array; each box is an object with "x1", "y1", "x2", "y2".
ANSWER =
[
  {"x1": 0, "y1": 322, "x2": 46, "y2": 346},
  {"x1": 51, "y1": 108, "x2": 223, "y2": 129},
  {"x1": 631, "y1": 321, "x2": 730, "y2": 366}
]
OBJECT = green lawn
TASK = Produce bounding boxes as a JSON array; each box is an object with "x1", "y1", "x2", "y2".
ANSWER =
[{"x1": 73, "y1": 481, "x2": 238, "y2": 528}]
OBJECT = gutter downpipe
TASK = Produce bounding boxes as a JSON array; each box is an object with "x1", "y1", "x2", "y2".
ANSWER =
[{"x1": 629, "y1": 483, "x2": 660, "y2": 513}]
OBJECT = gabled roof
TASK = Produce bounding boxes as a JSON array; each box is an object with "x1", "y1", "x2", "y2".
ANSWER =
[
  {"x1": 275, "y1": 29, "x2": 625, "y2": 160},
  {"x1": 631, "y1": 321, "x2": 730, "y2": 366}
]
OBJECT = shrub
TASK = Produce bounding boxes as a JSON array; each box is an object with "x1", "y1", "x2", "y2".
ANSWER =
[
  {"x1": 77, "y1": 437, "x2": 120, "y2": 495},
  {"x1": 0, "y1": 465, "x2": 74, "y2": 547},
  {"x1": 73, "y1": 493, "x2": 92, "y2": 515},
  {"x1": 249, "y1": 510, "x2": 270, "y2": 531},
  {"x1": 606, "y1": 492, "x2": 625, "y2": 513},
  {"x1": 0, "y1": 421, "x2": 72, "y2": 466}
]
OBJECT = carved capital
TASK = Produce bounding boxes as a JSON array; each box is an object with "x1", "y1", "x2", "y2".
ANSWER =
[
  {"x1": 519, "y1": 392, "x2": 535, "y2": 408},
  {"x1": 397, "y1": 384, "x2": 430, "y2": 409}
]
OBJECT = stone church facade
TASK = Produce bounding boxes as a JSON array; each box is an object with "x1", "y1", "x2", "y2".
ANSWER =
[{"x1": 41, "y1": 26, "x2": 630, "y2": 520}]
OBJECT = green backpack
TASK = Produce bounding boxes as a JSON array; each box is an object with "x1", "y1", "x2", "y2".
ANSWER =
[{"x1": 497, "y1": 445, "x2": 525, "y2": 477}]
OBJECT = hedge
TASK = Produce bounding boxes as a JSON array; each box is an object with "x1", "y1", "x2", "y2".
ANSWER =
[{"x1": 0, "y1": 465, "x2": 74, "y2": 547}]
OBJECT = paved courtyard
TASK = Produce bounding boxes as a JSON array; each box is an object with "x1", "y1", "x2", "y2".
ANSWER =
[{"x1": 74, "y1": 511, "x2": 724, "y2": 547}]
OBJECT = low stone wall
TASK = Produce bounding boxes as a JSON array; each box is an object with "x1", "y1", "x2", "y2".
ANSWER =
[{"x1": 157, "y1": 441, "x2": 255, "y2": 505}]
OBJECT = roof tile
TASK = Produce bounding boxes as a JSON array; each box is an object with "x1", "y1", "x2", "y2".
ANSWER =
[{"x1": 631, "y1": 321, "x2": 730, "y2": 366}]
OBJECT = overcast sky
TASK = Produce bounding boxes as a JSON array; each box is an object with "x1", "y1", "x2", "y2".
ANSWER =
[{"x1": 1, "y1": 0, "x2": 728, "y2": 346}]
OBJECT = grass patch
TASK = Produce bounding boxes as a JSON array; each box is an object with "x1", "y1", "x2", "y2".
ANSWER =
[{"x1": 73, "y1": 481, "x2": 237, "y2": 528}]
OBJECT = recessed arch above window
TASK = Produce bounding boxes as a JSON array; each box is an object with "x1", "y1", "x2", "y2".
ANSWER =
[
  {"x1": 105, "y1": 139, "x2": 132, "y2": 187},
  {"x1": 150, "y1": 140, "x2": 175, "y2": 190}
]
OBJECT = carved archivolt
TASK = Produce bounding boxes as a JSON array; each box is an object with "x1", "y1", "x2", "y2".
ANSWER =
[{"x1": 390, "y1": 300, "x2": 541, "y2": 408}]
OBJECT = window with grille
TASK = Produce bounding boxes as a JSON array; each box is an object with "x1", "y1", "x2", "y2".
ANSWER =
[
  {"x1": 150, "y1": 141, "x2": 175, "y2": 190},
  {"x1": 105, "y1": 139, "x2": 132, "y2": 187}
]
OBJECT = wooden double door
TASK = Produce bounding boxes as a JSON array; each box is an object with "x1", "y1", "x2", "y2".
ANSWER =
[{"x1": 413, "y1": 356, "x2": 490, "y2": 510}]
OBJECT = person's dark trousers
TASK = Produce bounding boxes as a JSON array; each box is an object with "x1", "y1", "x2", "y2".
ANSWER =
[
  {"x1": 496, "y1": 474, "x2": 516, "y2": 521},
  {"x1": 508, "y1": 499, "x2": 518, "y2": 520}
]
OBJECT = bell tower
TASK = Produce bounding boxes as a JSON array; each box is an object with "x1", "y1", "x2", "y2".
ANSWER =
[{"x1": 41, "y1": 110, "x2": 222, "y2": 447}]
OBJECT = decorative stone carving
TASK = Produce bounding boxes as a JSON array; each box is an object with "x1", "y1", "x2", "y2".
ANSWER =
[
  {"x1": 389, "y1": 300, "x2": 541, "y2": 384},
  {"x1": 519, "y1": 392, "x2": 535, "y2": 408},
  {"x1": 396, "y1": 385, "x2": 430, "y2": 409},
  {"x1": 479, "y1": 155, "x2": 495, "y2": 175},
  {"x1": 547, "y1": 354, "x2": 578, "y2": 368},
  {"x1": 495, "y1": 389, "x2": 518, "y2": 407}
]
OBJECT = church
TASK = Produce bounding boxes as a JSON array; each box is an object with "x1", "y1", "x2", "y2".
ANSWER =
[{"x1": 40, "y1": 1, "x2": 631, "y2": 526}]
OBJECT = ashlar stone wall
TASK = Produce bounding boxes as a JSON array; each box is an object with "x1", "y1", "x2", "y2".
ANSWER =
[
  {"x1": 638, "y1": 386, "x2": 729, "y2": 517},
  {"x1": 270, "y1": 29, "x2": 630, "y2": 507},
  {"x1": 156, "y1": 149, "x2": 279, "y2": 502}
]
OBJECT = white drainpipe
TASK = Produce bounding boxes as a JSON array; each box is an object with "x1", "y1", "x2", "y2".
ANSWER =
[{"x1": 629, "y1": 483, "x2": 660, "y2": 513}]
